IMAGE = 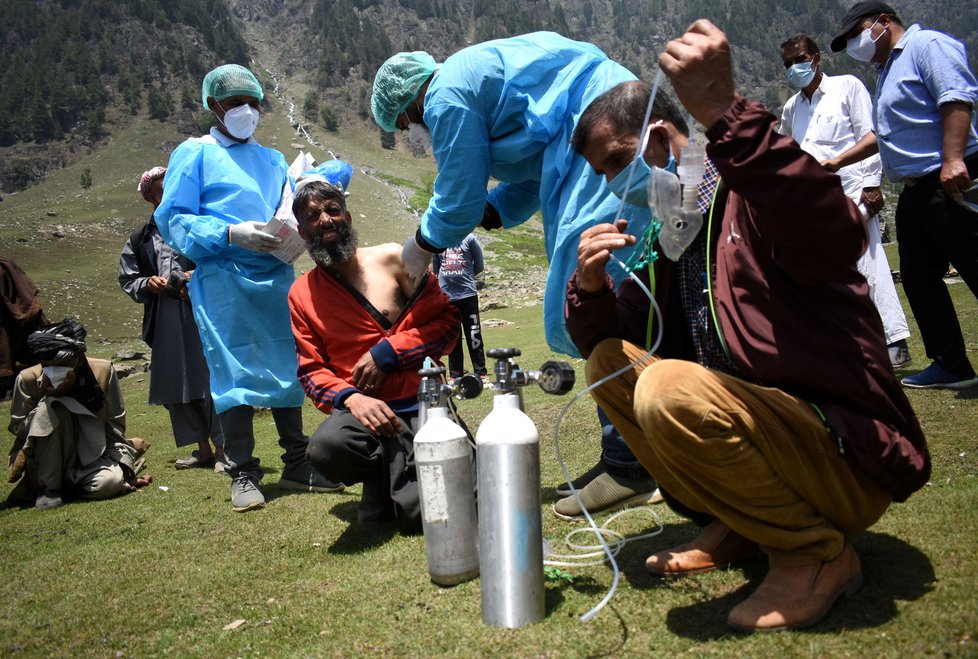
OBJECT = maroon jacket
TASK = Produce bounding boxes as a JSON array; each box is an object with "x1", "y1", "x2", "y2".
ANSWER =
[{"x1": 566, "y1": 98, "x2": 928, "y2": 502}]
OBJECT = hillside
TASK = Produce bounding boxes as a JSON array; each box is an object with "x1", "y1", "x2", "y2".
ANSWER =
[{"x1": 1, "y1": 0, "x2": 977, "y2": 194}]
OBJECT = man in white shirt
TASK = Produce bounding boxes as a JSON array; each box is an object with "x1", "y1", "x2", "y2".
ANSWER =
[{"x1": 779, "y1": 34, "x2": 912, "y2": 368}]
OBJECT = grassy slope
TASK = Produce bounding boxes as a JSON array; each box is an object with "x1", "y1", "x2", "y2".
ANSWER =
[{"x1": 0, "y1": 102, "x2": 977, "y2": 656}]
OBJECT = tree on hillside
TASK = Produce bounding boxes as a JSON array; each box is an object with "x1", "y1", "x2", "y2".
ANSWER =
[
  {"x1": 321, "y1": 106, "x2": 338, "y2": 132},
  {"x1": 28, "y1": 95, "x2": 58, "y2": 143},
  {"x1": 303, "y1": 90, "x2": 319, "y2": 122},
  {"x1": 148, "y1": 88, "x2": 174, "y2": 120}
]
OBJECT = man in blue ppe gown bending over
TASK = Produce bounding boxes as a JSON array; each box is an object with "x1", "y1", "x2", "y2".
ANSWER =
[
  {"x1": 371, "y1": 32, "x2": 651, "y2": 357},
  {"x1": 156, "y1": 64, "x2": 342, "y2": 512}
]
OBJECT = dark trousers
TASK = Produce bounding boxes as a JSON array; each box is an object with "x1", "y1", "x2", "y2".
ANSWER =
[
  {"x1": 306, "y1": 410, "x2": 420, "y2": 530},
  {"x1": 218, "y1": 405, "x2": 308, "y2": 479},
  {"x1": 448, "y1": 295, "x2": 486, "y2": 377},
  {"x1": 896, "y1": 155, "x2": 978, "y2": 377}
]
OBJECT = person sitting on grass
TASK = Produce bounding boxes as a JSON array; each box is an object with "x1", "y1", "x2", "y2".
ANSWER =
[
  {"x1": 119, "y1": 166, "x2": 225, "y2": 474},
  {"x1": 288, "y1": 169, "x2": 460, "y2": 532},
  {"x1": 6, "y1": 319, "x2": 152, "y2": 510}
]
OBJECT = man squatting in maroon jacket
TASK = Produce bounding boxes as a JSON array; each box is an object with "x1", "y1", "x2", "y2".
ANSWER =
[{"x1": 565, "y1": 21, "x2": 928, "y2": 632}]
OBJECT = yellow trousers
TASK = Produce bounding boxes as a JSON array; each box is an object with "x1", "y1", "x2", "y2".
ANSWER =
[{"x1": 587, "y1": 339, "x2": 891, "y2": 566}]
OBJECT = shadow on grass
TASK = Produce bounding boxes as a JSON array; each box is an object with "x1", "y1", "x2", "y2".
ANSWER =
[
  {"x1": 324, "y1": 499, "x2": 407, "y2": 553},
  {"x1": 953, "y1": 387, "x2": 978, "y2": 400},
  {"x1": 623, "y1": 530, "x2": 936, "y2": 640}
]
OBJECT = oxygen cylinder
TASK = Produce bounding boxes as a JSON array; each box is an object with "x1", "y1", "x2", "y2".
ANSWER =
[
  {"x1": 414, "y1": 404, "x2": 479, "y2": 586},
  {"x1": 475, "y1": 392, "x2": 544, "y2": 628}
]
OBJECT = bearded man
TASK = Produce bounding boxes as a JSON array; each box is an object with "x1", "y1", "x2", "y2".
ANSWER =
[{"x1": 287, "y1": 171, "x2": 459, "y2": 532}]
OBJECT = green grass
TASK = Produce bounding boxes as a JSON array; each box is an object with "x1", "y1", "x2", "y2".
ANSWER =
[{"x1": 1, "y1": 102, "x2": 977, "y2": 656}]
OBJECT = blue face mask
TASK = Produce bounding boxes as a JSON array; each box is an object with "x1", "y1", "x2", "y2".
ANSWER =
[
  {"x1": 608, "y1": 124, "x2": 678, "y2": 207},
  {"x1": 609, "y1": 154, "x2": 653, "y2": 206},
  {"x1": 786, "y1": 61, "x2": 817, "y2": 89},
  {"x1": 608, "y1": 151, "x2": 677, "y2": 207},
  {"x1": 663, "y1": 152, "x2": 677, "y2": 175}
]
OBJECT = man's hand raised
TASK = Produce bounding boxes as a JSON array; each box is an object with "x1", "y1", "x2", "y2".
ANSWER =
[{"x1": 659, "y1": 20, "x2": 741, "y2": 129}]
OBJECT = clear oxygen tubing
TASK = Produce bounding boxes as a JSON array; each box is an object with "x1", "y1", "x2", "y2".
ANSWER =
[
  {"x1": 611, "y1": 68, "x2": 665, "y2": 235},
  {"x1": 547, "y1": 253, "x2": 664, "y2": 623}
]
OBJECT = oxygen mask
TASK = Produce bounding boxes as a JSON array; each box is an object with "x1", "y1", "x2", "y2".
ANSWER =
[{"x1": 651, "y1": 138, "x2": 705, "y2": 261}]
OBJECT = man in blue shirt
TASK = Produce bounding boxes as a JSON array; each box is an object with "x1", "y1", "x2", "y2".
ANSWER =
[{"x1": 827, "y1": 1, "x2": 978, "y2": 389}]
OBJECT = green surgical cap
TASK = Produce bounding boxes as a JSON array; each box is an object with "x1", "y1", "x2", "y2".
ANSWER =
[
  {"x1": 371, "y1": 51, "x2": 437, "y2": 133},
  {"x1": 201, "y1": 64, "x2": 264, "y2": 109}
]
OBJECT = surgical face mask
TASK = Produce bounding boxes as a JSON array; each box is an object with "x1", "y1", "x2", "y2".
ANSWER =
[
  {"x1": 43, "y1": 365, "x2": 74, "y2": 389},
  {"x1": 786, "y1": 61, "x2": 817, "y2": 89},
  {"x1": 407, "y1": 122, "x2": 432, "y2": 152},
  {"x1": 609, "y1": 155, "x2": 655, "y2": 206},
  {"x1": 609, "y1": 127, "x2": 674, "y2": 207},
  {"x1": 846, "y1": 18, "x2": 885, "y2": 62},
  {"x1": 219, "y1": 104, "x2": 260, "y2": 140}
]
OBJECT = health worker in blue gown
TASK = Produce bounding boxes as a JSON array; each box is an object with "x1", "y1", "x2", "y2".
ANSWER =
[
  {"x1": 155, "y1": 64, "x2": 341, "y2": 512},
  {"x1": 371, "y1": 32, "x2": 651, "y2": 357}
]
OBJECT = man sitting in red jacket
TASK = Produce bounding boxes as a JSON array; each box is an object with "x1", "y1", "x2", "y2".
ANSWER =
[{"x1": 288, "y1": 172, "x2": 459, "y2": 533}]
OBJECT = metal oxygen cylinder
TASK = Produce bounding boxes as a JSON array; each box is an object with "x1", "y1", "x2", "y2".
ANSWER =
[
  {"x1": 475, "y1": 348, "x2": 575, "y2": 628},
  {"x1": 414, "y1": 367, "x2": 481, "y2": 586}
]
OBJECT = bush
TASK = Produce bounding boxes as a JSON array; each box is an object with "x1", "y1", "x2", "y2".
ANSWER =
[{"x1": 320, "y1": 106, "x2": 338, "y2": 132}]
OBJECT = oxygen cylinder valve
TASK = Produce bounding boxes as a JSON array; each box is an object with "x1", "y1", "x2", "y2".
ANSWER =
[
  {"x1": 486, "y1": 348, "x2": 575, "y2": 396},
  {"x1": 417, "y1": 366, "x2": 482, "y2": 430}
]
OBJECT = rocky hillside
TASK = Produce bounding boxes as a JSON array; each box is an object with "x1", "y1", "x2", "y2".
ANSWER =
[{"x1": 2, "y1": 0, "x2": 977, "y2": 193}]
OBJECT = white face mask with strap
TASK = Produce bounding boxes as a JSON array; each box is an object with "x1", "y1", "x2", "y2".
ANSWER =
[
  {"x1": 219, "y1": 104, "x2": 260, "y2": 140},
  {"x1": 846, "y1": 16, "x2": 886, "y2": 62},
  {"x1": 407, "y1": 122, "x2": 432, "y2": 151}
]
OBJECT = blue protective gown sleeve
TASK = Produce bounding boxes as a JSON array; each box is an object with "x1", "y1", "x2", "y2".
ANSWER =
[
  {"x1": 423, "y1": 103, "x2": 497, "y2": 248},
  {"x1": 487, "y1": 180, "x2": 542, "y2": 228},
  {"x1": 155, "y1": 136, "x2": 287, "y2": 261}
]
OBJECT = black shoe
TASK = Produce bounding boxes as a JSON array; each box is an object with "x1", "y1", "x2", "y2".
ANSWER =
[
  {"x1": 358, "y1": 479, "x2": 395, "y2": 524},
  {"x1": 278, "y1": 461, "x2": 345, "y2": 493}
]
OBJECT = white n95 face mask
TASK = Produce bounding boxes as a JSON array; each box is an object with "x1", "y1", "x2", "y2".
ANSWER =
[
  {"x1": 847, "y1": 18, "x2": 885, "y2": 62},
  {"x1": 407, "y1": 122, "x2": 432, "y2": 152},
  {"x1": 43, "y1": 365, "x2": 74, "y2": 389},
  {"x1": 221, "y1": 104, "x2": 260, "y2": 140}
]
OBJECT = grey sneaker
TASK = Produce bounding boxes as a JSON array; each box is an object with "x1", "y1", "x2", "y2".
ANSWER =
[
  {"x1": 231, "y1": 475, "x2": 265, "y2": 512},
  {"x1": 278, "y1": 461, "x2": 345, "y2": 493},
  {"x1": 35, "y1": 489, "x2": 64, "y2": 511},
  {"x1": 554, "y1": 471, "x2": 657, "y2": 520},
  {"x1": 555, "y1": 461, "x2": 607, "y2": 498}
]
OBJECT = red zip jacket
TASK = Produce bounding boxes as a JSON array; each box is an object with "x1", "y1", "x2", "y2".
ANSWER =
[
  {"x1": 567, "y1": 98, "x2": 928, "y2": 502},
  {"x1": 289, "y1": 268, "x2": 459, "y2": 414}
]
